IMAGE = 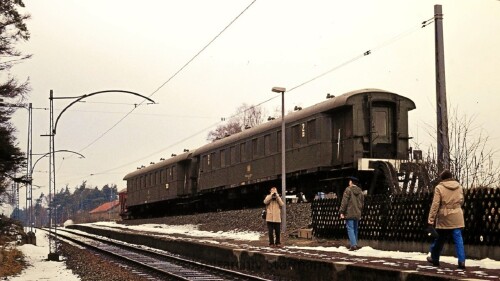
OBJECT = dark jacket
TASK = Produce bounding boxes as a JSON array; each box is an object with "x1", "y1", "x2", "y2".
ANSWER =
[
  {"x1": 339, "y1": 185, "x2": 364, "y2": 220},
  {"x1": 428, "y1": 179, "x2": 465, "y2": 229}
]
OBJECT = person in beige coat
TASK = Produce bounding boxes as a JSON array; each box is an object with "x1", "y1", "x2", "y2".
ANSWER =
[
  {"x1": 264, "y1": 186, "x2": 284, "y2": 247},
  {"x1": 427, "y1": 169, "x2": 466, "y2": 269}
]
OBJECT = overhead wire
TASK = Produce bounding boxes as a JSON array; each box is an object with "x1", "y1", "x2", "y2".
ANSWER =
[
  {"x1": 62, "y1": 16, "x2": 435, "y2": 184},
  {"x1": 53, "y1": 0, "x2": 258, "y2": 184},
  {"x1": 73, "y1": 0, "x2": 258, "y2": 154}
]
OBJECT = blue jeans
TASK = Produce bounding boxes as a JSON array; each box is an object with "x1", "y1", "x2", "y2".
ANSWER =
[
  {"x1": 346, "y1": 219, "x2": 359, "y2": 247},
  {"x1": 430, "y1": 228, "x2": 466, "y2": 263}
]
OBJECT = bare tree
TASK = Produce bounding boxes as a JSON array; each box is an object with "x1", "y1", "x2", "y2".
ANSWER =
[
  {"x1": 0, "y1": 1, "x2": 31, "y2": 195},
  {"x1": 207, "y1": 103, "x2": 266, "y2": 142},
  {"x1": 236, "y1": 103, "x2": 265, "y2": 129},
  {"x1": 448, "y1": 109, "x2": 500, "y2": 188},
  {"x1": 418, "y1": 107, "x2": 500, "y2": 188}
]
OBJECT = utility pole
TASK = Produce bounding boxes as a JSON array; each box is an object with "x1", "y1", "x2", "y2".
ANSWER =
[
  {"x1": 434, "y1": 4, "x2": 450, "y2": 172},
  {"x1": 26, "y1": 103, "x2": 36, "y2": 244},
  {"x1": 45, "y1": 88, "x2": 155, "y2": 261},
  {"x1": 47, "y1": 90, "x2": 59, "y2": 261}
]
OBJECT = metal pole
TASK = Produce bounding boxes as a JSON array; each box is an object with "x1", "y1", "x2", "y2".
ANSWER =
[
  {"x1": 281, "y1": 91, "x2": 286, "y2": 234},
  {"x1": 48, "y1": 89, "x2": 59, "y2": 261},
  {"x1": 44, "y1": 88, "x2": 152, "y2": 260},
  {"x1": 27, "y1": 103, "x2": 33, "y2": 233},
  {"x1": 16, "y1": 182, "x2": 19, "y2": 219},
  {"x1": 434, "y1": 4, "x2": 450, "y2": 172}
]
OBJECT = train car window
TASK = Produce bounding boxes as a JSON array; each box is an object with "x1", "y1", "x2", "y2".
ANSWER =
[
  {"x1": 211, "y1": 152, "x2": 217, "y2": 169},
  {"x1": 230, "y1": 145, "x2": 237, "y2": 164},
  {"x1": 307, "y1": 119, "x2": 316, "y2": 141},
  {"x1": 172, "y1": 165, "x2": 177, "y2": 180},
  {"x1": 247, "y1": 141, "x2": 252, "y2": 160},
  {"x1": 220, "y1": 149, "x2": 226, "y2": 167},
  {"x1": 252, "y1": 138, "x2": 262, "y2": 158},
  {"x1": 286, "y1": 127, "x2": 292, "y2": 149},
  {"x1": 292, "y1": 125, "x2": 300, "y2": 147},
  {"x1": 161, "y1": 169, "x2": 166, "y2": 183},
  {"x1": 201, "y1": 155, "x2": 207, "y2": 172},
  {"x1": 277, "y1": 131, "x2": 282, "y2": 152},
  {"x1": 156, "y1": 171, "x2": 160, "y2": 186},
  {"x1": 264, "y1": 134, "x2": 271, "y2": 155},
  {"x1": 373, "y1": 110, "x2": 388, "y2": 138},
  {"x1": 240, "y1": 143, "x2": 247, "y2": 162}
]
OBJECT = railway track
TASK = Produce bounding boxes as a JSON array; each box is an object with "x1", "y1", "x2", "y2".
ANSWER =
[{"x1": 51, "y1": 228, "x2": 270, "y2": 281}]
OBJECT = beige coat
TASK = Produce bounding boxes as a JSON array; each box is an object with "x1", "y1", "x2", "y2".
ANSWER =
[
  {"x1": 428, "y1": 179, "x2": 465, "y2": 229},
  {"x1": 264, "y1": 194, "x2": 284, "y2": 223}
]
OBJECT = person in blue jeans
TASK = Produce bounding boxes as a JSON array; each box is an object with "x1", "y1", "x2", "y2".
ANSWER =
[
  {"x1": 339, "y1": 176, "x2": 364, "y2": 251},
  {"x1": 427, "y1": 169, "x2": 466, "y2": 269}
]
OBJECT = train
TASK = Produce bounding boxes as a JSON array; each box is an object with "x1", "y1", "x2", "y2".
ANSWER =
[{"x1": 120, "y1": 88, "x2": 417, "y2": 219}]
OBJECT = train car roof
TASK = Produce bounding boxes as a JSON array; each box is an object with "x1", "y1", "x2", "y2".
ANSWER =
[
  {"x1": 192, "y1": 88, "x2": 415, "y2": 156},
  {"x1": 123, "y1": 151, "x2": 193, "y2": 180},
  {"x1": 122, "y1": 88, "x2": 415, "y2": 179}
]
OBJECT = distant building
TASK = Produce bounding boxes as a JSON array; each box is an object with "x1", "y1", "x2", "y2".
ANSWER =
[{"x1": 89, "y1": 200, "x2": 120, "y2": 222}]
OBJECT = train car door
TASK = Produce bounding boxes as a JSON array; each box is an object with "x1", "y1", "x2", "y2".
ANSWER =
[
  {"x1": 331, "y1": 108, "x2": 353, "y2": 166},
  {"x1": 371, "y1": 103, "x2": 396, "y2": 159}
]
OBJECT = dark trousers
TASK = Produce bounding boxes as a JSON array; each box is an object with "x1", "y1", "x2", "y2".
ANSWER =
[{"x1": 267, "y1": 222, "x2": 281, "y2": 245}]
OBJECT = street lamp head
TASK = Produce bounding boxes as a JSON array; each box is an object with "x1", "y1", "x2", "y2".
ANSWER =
[{"x1": 272, "y1": 87, "x2": 286, "y2": 93}]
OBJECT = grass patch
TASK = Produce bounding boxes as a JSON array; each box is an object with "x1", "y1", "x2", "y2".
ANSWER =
[{"x1": 0, "y1": 246, "x2": 26, "y2": 277}]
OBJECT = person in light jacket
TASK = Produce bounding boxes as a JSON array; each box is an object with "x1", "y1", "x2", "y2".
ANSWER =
[
  {"x1": 264, "y1": 186, "x2": 284, "y2": 247},
  {"x1": 339, "y1": 176, "x2": 364, "y2": 251},
  {"x1": 427, "y1": 169, "x2": 466, "y2": 269}
]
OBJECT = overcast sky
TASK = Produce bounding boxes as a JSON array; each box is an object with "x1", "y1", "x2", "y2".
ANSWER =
[{"x1": 8, "y1": 0, "x2": 500, "y2": 206}]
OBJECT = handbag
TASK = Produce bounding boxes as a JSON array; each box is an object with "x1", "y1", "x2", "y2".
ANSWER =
[
  {"x1": 425, "y1": 225, "x2": 439, "y2": 238},
  {"x1": 261, "y1": 209, "x2": 267, "y2": 219}
]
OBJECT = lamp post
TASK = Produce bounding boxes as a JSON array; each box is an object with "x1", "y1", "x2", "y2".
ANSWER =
[
  {"x1": 46, "y1": 89, "x2": 155, "y2": 261},
  {"x1": 271, "y1": 86, "x2": 286, "y2": 233}
]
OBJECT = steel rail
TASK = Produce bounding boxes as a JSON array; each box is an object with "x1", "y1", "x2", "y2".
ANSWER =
[{"x1": 51, "y1": 228, "x2": 270, "y2": 281}]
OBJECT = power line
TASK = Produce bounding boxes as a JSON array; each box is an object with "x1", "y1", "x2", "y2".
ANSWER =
[
  {"x1": 288, "y1": 23, "x2": 425, "y2": 93},
  {"x1": 74, "y1": 0, "x2": 258, "y2": 154},
  {"x1": 147, "y1": 0, "x2": 258, "y2": 99},
  {"x1": 51, "y1": 108, "x2": 216, "y2": 118},
  {"x1": 61, "y1": 15, "x2": 432, "y2": 184}
]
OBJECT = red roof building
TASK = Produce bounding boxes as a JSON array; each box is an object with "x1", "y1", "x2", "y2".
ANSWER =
[{"x1": 89, "y1": 200, "x2": 121, "y2": 222}]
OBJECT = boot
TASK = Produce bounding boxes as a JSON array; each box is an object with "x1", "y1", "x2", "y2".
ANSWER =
[
  {"x1": 426, "y1": 256, "x2": 440, "y2": 266},
  {"x1": 458, "y1": 261, "x2": 466, "y2": 270}
]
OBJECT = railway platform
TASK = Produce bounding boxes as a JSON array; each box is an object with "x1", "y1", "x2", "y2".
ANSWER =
[{"x1": 67, "y1": 223, "x2": 499, "y2": 281}]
